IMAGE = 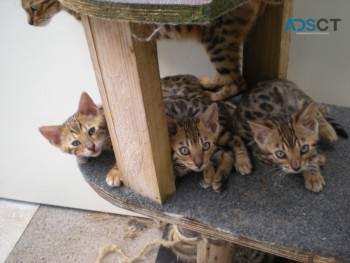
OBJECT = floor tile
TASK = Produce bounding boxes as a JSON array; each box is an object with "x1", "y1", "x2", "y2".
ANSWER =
[{"x1": 0, "y1": 199, "x2": 39, "y2": 263}]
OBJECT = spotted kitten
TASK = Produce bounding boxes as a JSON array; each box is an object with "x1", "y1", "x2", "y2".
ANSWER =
[
  {"x1": 137, "y1": 0, "x2": 280, "y2": 101},
  {"x1": 163, "y1": 75, "x2": 252, "y2": 192},
  {"x1": 22, "y1": 0, "x2": 80, "y2": 26},
  {"x1": 234, "y1": 79, "x2": 348, "y2": 192},
  {"x1": 39, "y1": 92, "x2": 121, "y2": 187}
]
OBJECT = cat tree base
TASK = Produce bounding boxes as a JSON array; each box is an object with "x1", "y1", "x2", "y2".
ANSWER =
[
  {"x1": 79, "y1": 104, "x2": 350, "y2": 263},
  {"x1": 56, "y1": 0, "x2": 349, "y2": 262}
]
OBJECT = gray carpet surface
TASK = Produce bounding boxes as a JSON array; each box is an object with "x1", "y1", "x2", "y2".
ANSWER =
[{"x1": 79, "y1": 105, "x2": 350, "y2": 262}]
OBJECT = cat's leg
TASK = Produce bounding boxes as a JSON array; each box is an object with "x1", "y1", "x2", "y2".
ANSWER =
[
  {"x1": 200, "y1": 165, "x2": 216, "y2": 189},
  {"x1": 76, "y1": 156, "x2": 89, "y2": 164},
  {"x1": 316, "y1": 113, "x2": 338, "y2": 142},
  {"x1": 106, "y1": 164, "x2": 122, "y2": 187},
  {"x1": 212, "y1": 150, "x2": 234, "y2": 192},
  {"x1": 302, "y1": 161, "x2": 325, "y2": 192},
  {"x1": 201, "y1": 73, "x2": 247, "y2": 101},
  {"x1": 232, "y1": 136, "x2": 252, "y2": 175}
]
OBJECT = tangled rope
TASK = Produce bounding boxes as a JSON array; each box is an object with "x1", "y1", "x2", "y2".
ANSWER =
[{"x1": 95, "y1": 224, "x2": 198, "y2": 263}]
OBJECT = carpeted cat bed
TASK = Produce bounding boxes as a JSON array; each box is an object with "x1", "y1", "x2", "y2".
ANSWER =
[{"x1": 79, "y1": 105, "x2": 350, "y2": 262}]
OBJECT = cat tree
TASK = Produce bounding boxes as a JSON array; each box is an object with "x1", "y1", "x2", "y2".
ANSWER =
[{"x1": 59, "y1": 0, "x2": 350, "y2": 262}]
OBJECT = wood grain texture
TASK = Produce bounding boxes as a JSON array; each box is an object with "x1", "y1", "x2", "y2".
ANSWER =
[
  {"x1": 82, "y1": 16, "x2": 175, "y2": 204},
  {"x1": 197, "y1": 237, "x2": 236, "y2": 263},
  {"x1": 59, "y1": 0, "x2": 244, "y2": 24},
  {"x1": 243, "y1": 0, "x2": 293, "y2": 86}
]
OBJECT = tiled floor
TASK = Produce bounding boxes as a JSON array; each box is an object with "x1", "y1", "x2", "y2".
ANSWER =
[
  {"x1": 0, "y1": 199, "x2": 39, "y2": 262},
  {"x1": 0, "y1": 198, "x2": 163, "y2": 263}
]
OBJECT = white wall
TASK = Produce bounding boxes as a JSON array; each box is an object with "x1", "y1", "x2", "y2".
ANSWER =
[
  {"x1": 288, "y1": 0, "x2": 350, "y2": 107},
  {"x1": 0, "y1": 0, "x2": 139, "y2": 215},
  {"x1": 0, "y1": 0, "x2": 349, "y2": 214}
]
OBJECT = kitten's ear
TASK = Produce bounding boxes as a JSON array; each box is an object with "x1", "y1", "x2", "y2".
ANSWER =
[
  {"x1": 78, "y1": 92, "x2": 98, "y2": 116},
  {"x1": 39, "y1": 126, "x2": 64, "y2": 146},
  {"x1": 247, "y1": 120, "x2": 272, "y2": 145},
  {"x1": 297, "y1": 103, "x2": 318, "y2": 132},
  {"x1": 167, "y1": 118, "x2": 178, "y2": 137},
  {"x1": 200, "y1": 103, "x2": 219, "y2": 134}
]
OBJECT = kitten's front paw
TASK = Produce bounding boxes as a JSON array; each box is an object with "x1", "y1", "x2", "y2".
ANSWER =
[
  {"x1": 212, "y1": 171, "x2": 228, "y2": 192},
  {"x1": 106, "y1": 167, "x2": 122, "y2": 187},
  {"x1": 304, "y1": 175, "x2": 325, "y2": 192},
  {"x1": 199, "y1": 179, "x2": 211, "y2": 189},
  {"x1": 235, "y1": 157, "x2": 252, "y2": 175},
  {"x1": 316, "y1": 154, "x2": 326, "y2": 167}
]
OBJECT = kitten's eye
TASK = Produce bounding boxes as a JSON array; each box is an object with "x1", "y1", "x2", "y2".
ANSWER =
[
  {"x1": 202, "y1": 142, "x2": 211, "y2": 151},
  {"x1": 71, "y1": 140, "x2": 81, "y2": 147},
  {"x1": 275, "y1": 150, "x2": 286, "y2": 159},
  {"x1": 30, "y1": 5, "x2": 38, "y2": 11},
  {"x1": 300, "y1": 144, "x2": 310, "y2": 154},
  {"x1": 179, "y1": 147, "x2": 189, "y2": 155},
  {"x1": 88, "y1": 127, "x2": 96, "y2": 136}
]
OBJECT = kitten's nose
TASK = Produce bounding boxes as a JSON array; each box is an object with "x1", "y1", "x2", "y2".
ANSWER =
[
  {"x1": 291, "y1": 160, "x2": 301, "y2": 172},
  {"x1": 87, "y1": 143, "x2": 95, "y2": 152},
  {"x1": 193, "y1": 156, "x2": 203, "y2": 169}
]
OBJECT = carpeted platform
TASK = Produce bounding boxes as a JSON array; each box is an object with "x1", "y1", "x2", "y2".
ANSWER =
[{"x1": 79, "y1": 105, "x2": 350, "y2": 262}]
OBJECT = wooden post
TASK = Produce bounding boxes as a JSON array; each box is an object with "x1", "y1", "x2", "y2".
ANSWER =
[
  {"x1": 243, "y1": 0, "x2": 293, "y2": 86},
  {"x1": 82, "y1": 16, "x2": 175, "y2": 204},
  {"x1": 197, "y1": 237, "x2": 237, "y2": 263}
]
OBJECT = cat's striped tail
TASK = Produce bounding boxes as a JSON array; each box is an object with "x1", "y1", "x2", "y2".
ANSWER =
[{"x1": 327, "y1": 117, "x2": 349, "y2": 139}]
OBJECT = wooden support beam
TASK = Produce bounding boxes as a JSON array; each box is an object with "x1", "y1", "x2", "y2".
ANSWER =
[
  {"x1": 82, "y1": 16, "x2": 175, "y2": 204},
  {"x1": 243, "y1": 0, "x2": 293, "y2": 86},
  {"x1": 197, "y1": 237, "x2": 237, "y2": 263}
]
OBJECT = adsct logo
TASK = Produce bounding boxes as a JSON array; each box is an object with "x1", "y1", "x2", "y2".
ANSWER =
[{"x1": 284, "y1": 18, "x2": 341, "y2": 35}]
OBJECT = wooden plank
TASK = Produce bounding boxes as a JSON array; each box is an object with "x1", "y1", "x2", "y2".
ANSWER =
[
  {"x1": 243, "y1": 0, "x2": 293, "y2": 86},
  {"x1": 197, "y1": 237, "x2": 236, "y2": 263},
  {"x1": 59, "y1": 0, "x2": 244, "y2": 24},
  {"x1": 81, "y1": 16, "x2": 175, "y2": 204}
]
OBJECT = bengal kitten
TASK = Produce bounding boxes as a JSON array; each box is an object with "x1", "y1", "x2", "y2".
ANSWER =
[
  {"x1": 136, "y1": 0, "x2": 281, "y2": 101},
  {"x1": 234, "y1": 79, "x2": 348, "y2": 192},
  {"x1": 163, "y1": 75, "x2": 252, "y2": 192},
  {"x1": 22, "y1": 0, "x2": 80, "y2": 26},
  {"x1": 39, "y1": 92, "x2": 121, "y2": 187}
]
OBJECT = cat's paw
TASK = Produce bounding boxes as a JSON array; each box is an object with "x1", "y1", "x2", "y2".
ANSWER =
[
  {"x1": 199, "y1": 179, "x2": 211, "y2": 189},
  {"x1": 322, "y1": 127, "x2": 338, "y2": 142},
  {"x1": 106, "y1": 167, "x2": 122, "y2": 187},
  {"x1": 317, "y1": 154, "x2": 326, "y2": 167},
  {"x1": 211, "y1": 171, "x2": 228, "y2": 192},
  {"x1": 235, "y1": 157, "x2": 252, "y2": 175},
  {"x1": 200, "y1": 76, "x2": 218, "y2": 88},
  {"x1": 304, "y1": 175, "x2": 325, "y2": 192}
]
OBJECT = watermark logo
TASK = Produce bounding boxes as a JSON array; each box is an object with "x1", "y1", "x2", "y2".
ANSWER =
[{"x1": 284, "y1": 18, "x2": 341, "y2": 35}]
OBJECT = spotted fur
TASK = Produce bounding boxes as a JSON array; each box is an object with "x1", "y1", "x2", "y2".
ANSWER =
[
  {"x1": 163, "y1": 75, "x2": 252, "y2": 192},
  {"x1": 22, "y1": 0, "x2": 80, "y2": 26},
  {"x1": 136, "y1": 0, "x2": 280, "y2": 101},
  {"x1": 235, "y1": 79, "x2": 348, "y2": 192},
  {"x1": 39, "y1": 92, "x2": 121, "y2": 187}
]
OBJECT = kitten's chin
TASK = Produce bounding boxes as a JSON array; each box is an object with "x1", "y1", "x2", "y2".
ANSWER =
[
  {"x1": 283, "y1": 168, "x2": 303, "y2": 174},
  {"x1": 84, "y1": 149, "x2": 102, "y2": 158},
  {"x1": 191, "y1": 165, "x2": 207, "y2": 172}
]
